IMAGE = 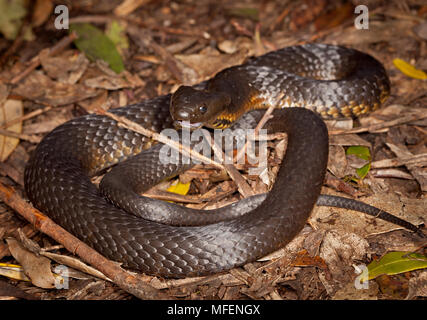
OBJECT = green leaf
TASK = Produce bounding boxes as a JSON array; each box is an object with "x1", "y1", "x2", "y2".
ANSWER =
[
  {"x1": 346, "y1": 146, "x2": 371, "y2": 161},
  {"x1": 70, "y1": 23, "x2": 124, "y2": 73},
  {"x1": 0, "y1": 0, "x2": 27, "y2": 40},
  {"x1": 360, "y1": 251, "x2": 427, "y2": 282},
  {"x1": 356, "y1": 162, "x2": 371, "y2": 180},
  {"x1": 105, "y1": 20, "x2": 129, "y2": 52},
  {"x1": 226, "y1": 7, "x2": 259, "y2": 21},
  {"x1": 346, "y1": 146, "x2": 372, "y2": 181}
]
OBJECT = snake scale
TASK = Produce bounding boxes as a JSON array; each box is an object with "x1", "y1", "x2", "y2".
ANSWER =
[{"x1": 24, "y1": 44, "x2": 418, "y2": 278}]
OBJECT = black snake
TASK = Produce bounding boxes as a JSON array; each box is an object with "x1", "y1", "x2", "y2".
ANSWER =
[{"x1": 24, "y1": 44, "x2": 420, "y2": 278}]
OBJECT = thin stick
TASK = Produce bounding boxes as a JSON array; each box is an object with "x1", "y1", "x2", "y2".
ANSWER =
[
  {"x1": 329, "y1": 112, "x2": 427, "y2": 135},
  {"x1": 98, "y1": 109, "x2": 225, "y2": 169},
  {"x1": 0, "y1": 105, "x2": 53, "y2": 129},
  {"x1": 0, "y1": 182, "x2": 169, "y2": 300},
  {"x1": 143, "y1": 189, "x2": 203, "y2": 204},
  {"x1": 0, "y1": 128, "x2": 40, "y2": 143},
  {"x1": 235, "y1": 104, "x2": 276, "y2": 164},
  {"x1": 126, "y1": 26, "x2": 193, "y2": 84},
  {"x1": 67, "y1": 15, "x2": 206, "y2": 38},
  {"x1": 201, "y1": 130, "x2": 255, "y2": 198},
  {"x1": 371, "y1": 153, "x2": 427, "y2": 169},
  {"x1": 10, "y1": 32, "x2": 78, "y2": 85}
]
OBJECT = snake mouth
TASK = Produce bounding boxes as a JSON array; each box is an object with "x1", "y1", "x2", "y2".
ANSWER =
[{"x1": 174, "y1": 120, "x2": 203, "y2": 130}]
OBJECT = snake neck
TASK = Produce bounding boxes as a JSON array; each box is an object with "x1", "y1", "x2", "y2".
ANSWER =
[
  {"x1": 209, "y1": 93, "x2": 270, "y2": 129},
  {"x1": 204, "y1": 67, "x2": 272, "y2": 129}
]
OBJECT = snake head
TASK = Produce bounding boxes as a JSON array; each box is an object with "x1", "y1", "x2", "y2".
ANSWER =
[{"x1": 170, "y1": 86, "x2": 231, "y2": 130}]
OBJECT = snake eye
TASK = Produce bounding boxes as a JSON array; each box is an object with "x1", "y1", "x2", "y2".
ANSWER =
[{"x1": 198, "y1": 104, "x2": 207, "y2": 114}]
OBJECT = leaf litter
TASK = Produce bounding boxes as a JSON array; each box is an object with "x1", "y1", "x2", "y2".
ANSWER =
[{"x1": 0, "y1": 0, "x2": 425, "y2": 300}]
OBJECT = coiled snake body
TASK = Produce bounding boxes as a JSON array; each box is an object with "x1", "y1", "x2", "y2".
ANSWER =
[{"x1": 25, "y1": 44, "x2": 394, "y2": 277}]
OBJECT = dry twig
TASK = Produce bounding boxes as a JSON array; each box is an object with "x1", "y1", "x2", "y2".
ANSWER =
[
  {"x1": 201, "y1": 130, "x2": 255, "y2": 198},
  {"x1": 10, "y1": 32, "x2": 78, "y2": 85},
  {"x1": 329, "y1": 112, "x2": 427, "y2": 135},
  {"x1": 0, "y1": 182, "x2": 169, "y2": 300},
  {"x1": 235, "y1": 104, "x2": 276, "y2": 164},
  {"x1": 0, "y1": 128, "x2": 40, "y2": 143},
  {"x1": 97, "y1": 109, "x2": 225, "y2": 169},
  {"x1": 0, "y1": 105, "x2": 53, "y2": 130}
]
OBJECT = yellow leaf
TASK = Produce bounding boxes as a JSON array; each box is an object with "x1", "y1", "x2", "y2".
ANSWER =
[
  {"x1": 393, "y1": 58, "x2": 427, "y2": 80},
  {"x1": 360, "y1": 251, "x2": 427, "y2": 282},
  {"x1": 166, "y1": 180, "x2": 191, "y2": 196},
  {"x1": 0, "y1": 263, "x2": 31, "y2": 281}
]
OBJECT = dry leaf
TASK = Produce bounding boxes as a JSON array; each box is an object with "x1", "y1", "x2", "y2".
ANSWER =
[
  {"x1": 84, "y1": 71, "x2": 144, "y2": 90},
  {"x1": 327, "y1": 145, "x2": 349, "y2": 178},
  {"x1": 40, "y1": 251, "x2": 111, "y2": 282},
  {"x1": 314, "y1": 2, "x2": 354, "y2": 31},
  {"x1": 358, "y1": 104, "x2": 422, "y2": 128},
  {"x1": 77, "y1": 90, "x2": 109, "y2": 113},
  {"x1": 325, "y1": 118, "x2": 353, "y2": 130},
  {"x1": 291, "y1": 249, "x2": 328, "y2": 270},
  {"x1": 114, "y1": 0, "x2": 150, "y2": 16},
  {"x1": 329, "y1": 134, "x2": 371, "y2": 148},
  {"x1": 332, "y1": 281, "x2": 379, "y2": 300},
  {"x1": 0, "y1": 278, "x2": 37, "y2": 300},
  {"x1": 218, "y1": 37, "x2": 254, "y2": 55},
  {"x1": 413, "y1": 21, "x2": 427, "y2": 40},
  {"x1": 6, "y1": 238, "x2": 56, "y2": 289},
  {"x1": 40, "y1": 50, "x2": 89, "y2": 84},
  {"x1": 13, "y1": 71, "x2": 98, "y2": 106},
  {"x1": 32, "y1": 0, "x2": 53, "y2": 27},
  {"x1": 407, "y1": 270, "x2": 427, "y2": 299},
  {"x1": 328, "y1": 20, "x2": 416, "y2": 45},
  {"x1": 289, "y1": 0, "x2": 327, "y2": 31},
  {"x1": 85, "y1": 75, "x2": 132, "y2": 90},
  {"x1": 175, "y1": 49, "x2": 248, "y2": 82},
  {"x1": 0, "y1": 99, "x2": 23, "y2": 161},
  {"x1": 319, "y1": 231, "x2": 369, "y2": 281}
]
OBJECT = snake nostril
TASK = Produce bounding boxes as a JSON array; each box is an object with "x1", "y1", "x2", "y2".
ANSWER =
[{"x1": 177, "y1": 109, "x2": 190, "y2": 120}]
